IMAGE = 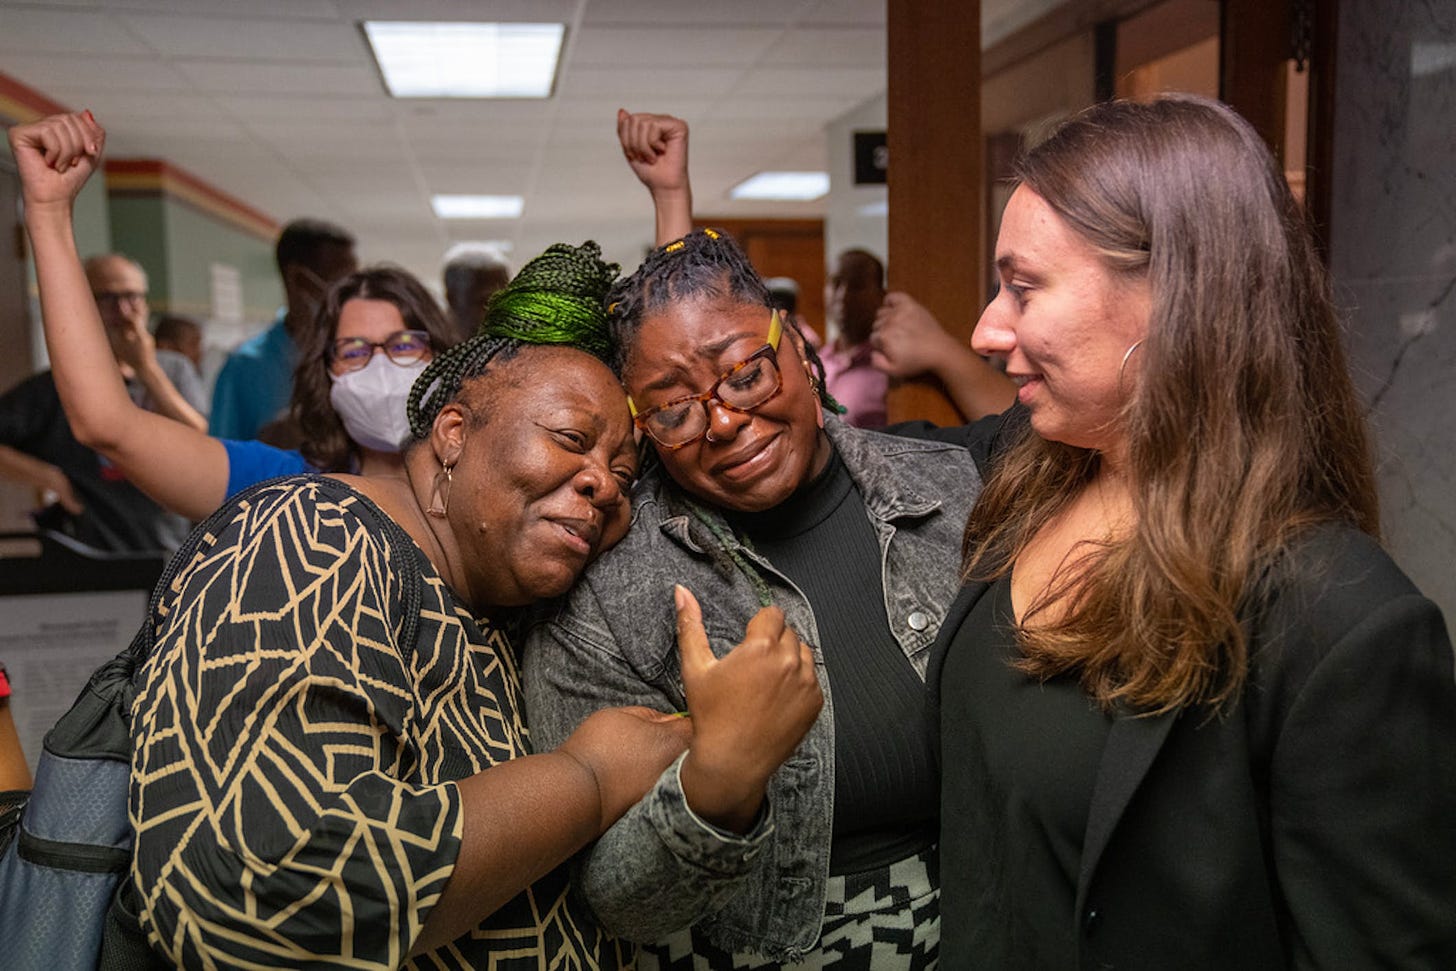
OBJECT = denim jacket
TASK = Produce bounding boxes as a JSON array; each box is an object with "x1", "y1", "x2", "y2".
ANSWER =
[{"x1": 523, "y1": 418, "x2": 985, "y2": 961}]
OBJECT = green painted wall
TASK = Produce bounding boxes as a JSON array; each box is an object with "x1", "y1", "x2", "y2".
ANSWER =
[
  {"x1": 107, "y1": 193, "x2": 281, "y2": 322},
  {"x1": 102, "y1": 195, "x2": 165, "y2": 291},
  {"x1": 165, "y1": 200, "x2": 280, "y2": 320},
  {"x1": 70, "y1": 169, "x2": 111, "y2": 258}
]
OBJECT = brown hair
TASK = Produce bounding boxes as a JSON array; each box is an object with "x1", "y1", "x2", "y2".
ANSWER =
[
  {"x1": 292, "y1": 265, "x2": 456, "y2": 471},
  {"x1": 964, "y1": 95, "x2": 1379, "y2": 714}
]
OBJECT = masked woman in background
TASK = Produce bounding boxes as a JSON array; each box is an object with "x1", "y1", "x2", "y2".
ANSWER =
[{"x1": 11, "y1": 111, "x2": 457, "y2": 524}]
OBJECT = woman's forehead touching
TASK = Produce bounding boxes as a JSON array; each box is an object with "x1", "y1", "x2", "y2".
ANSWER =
[
  {"x1": 467, "y1": 346, "x2": 628, "y2": 422},
  {"x1": 626, "y1": 297, "x2": 768, "y2": 388}
]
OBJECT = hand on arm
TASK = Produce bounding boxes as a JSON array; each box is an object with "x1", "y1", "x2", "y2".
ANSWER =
[
  {"x1": 0, "y1": 444, "x2": 84, "y2": 514},
  {"x1": 617, "y1": 108, "x2": 693, "y2": 246},
  {"x1": 109, "y1": 314, "x2": 207, "y2": 432},
  {"x1": 872, "y1": 291, "x2": 1016, "y2": 420},
  {"x1": 674, "y1": 585, "x2": 823, "y2": 833},
  {"x1": 413, "y1": 705, "x2": 690, "y2": 954},
  {"x1": 10, "y1": 112, "x2": 228, "y2": 520}
]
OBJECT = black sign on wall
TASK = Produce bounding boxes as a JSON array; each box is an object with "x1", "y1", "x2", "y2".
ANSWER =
[{"x1": 853, "y1": 130, "x2": 888, "y2": 185}]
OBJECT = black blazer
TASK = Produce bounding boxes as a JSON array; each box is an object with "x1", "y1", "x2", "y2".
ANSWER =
[{"x1": 930, "y1": 524, "x2": 1456, "y2": 969}]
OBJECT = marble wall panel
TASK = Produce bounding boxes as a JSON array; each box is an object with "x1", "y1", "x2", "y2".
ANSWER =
[{"x1": 1329, "y1": 0, "x2": 1456, "y2": 623}]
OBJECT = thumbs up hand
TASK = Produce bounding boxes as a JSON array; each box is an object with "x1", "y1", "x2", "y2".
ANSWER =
[{"x1": 674, "y1": 585, "x2": 823, "y2": 833}]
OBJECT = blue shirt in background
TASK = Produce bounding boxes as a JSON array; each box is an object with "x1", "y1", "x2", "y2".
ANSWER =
[
  {"x1": 221, "y1": 438, "x2": 312, "y2": 499},
  {"x1": 209, "y1": 310, "x2": 297, "y2": 441}
]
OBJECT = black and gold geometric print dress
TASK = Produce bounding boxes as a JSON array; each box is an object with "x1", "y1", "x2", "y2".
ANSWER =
[{"x1": 128, "y1": 477, "x2": 628, "y2": 969}]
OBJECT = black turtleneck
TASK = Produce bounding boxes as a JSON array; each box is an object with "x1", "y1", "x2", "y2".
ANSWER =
[{"x1": 727, "y1": 447, "x2": 937, "y2": 875}]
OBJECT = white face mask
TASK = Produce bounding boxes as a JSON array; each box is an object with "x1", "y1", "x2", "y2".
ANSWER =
[{"x1": 328, "y1": 353, "x2": 429, "y2": 454}]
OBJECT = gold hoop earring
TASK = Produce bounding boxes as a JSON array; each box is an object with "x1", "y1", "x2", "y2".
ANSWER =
[{"x1": 427, "y1": 463, "x2": 453, "y2": 518}]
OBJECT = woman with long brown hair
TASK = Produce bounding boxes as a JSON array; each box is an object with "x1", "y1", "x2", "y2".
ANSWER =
[{"x1": 932, "y1": 95, "x2": 1456, "y2": 968}]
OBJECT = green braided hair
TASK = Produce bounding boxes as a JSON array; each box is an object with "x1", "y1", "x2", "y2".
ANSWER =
[
  {"x1": 407, "y1": 240, "x2": 620, "y2": 439},
  {"x1": 605, "y1": 227, "x2": 843, "y2": 416}
]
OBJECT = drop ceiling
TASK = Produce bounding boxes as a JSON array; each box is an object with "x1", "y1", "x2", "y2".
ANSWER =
[{"x1": 0, "y1": 0, "x2": 1057, "y2": 283}]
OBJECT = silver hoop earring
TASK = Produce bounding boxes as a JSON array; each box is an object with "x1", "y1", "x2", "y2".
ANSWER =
[{"x1": 1118, "y1": 340, "x2": 1144, "y2": 386}]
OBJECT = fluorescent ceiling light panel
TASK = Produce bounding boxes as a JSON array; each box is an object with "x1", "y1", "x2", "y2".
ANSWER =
[
  {"x1": 729, "y1": 172, "x2": 830, "y2": 201},
  {"x1": 364, "y1": 21, "x2": 564, "y2": 98},
  {"x1": 432, "y1": 195, "x2": 524, "y2": 219}
]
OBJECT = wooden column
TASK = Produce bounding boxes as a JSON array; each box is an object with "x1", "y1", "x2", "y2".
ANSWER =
[
  {"x1": 885, "y1": 0, "x2": 983, "y2": 426},
  {"x1": 1303, "y1": 0, "x2": 1339, "y2": 254},
  {"x1": 1220, "y1": 0, "x2": 1292, "y2": 164}
]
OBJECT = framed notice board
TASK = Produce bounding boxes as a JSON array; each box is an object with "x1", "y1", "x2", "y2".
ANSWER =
[{"x1": 0, "y1": 532, "x2": 164, "y2": 773}]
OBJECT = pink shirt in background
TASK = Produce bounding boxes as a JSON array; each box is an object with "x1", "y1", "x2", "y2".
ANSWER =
[{"x1": 821, "y1": 341, "x2": 888, "y2": 428}]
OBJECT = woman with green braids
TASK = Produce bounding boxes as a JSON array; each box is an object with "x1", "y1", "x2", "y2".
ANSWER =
[{"x1": 104, "y1": 232, "x2": 823, "y2": 968}]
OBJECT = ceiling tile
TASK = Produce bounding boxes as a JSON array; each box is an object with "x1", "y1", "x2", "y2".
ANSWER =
[
  {"x1": 76, "y1": 93, "x2": 218, "y2": 122},
  {"x1": 332, "y1": 0, "x2": 579, "y2": 23},
  {"x1": 801, "y1": 0, "x2": 886, "y2": 27},
  {"x1": 1, "y1": 55, "x2": 191, "y2": 93},
  {"x1": 172, "y1": 60, "x2": 380, "y2": 96},
  {"x1": 0, "y1": 7, "x2": 150, "y2": 55},
  {"x1": 732, "y1": 66, "x2": 884, "y2": 98},
  {"x1": 550, "y1": 96, "x2": 713, "y2": 126},
  {"x1": 404, "y1": 136, "x2": 546, "y2": 164},
  {"x1": 94, "y1": 116, "x2": 244, "y2": 142},
  {"x1": 246, "y1": 130, "x2": 404, "y2": 163},
  {"x1": 703, "y1": 96, "x2": 864, "y2": 124},
  {"x1": 558, "y1": 66, "x2": 744, "y2": 99},
  {"x1": 763, "y1": 28, "x2": 884, "y2": 67},
  {"x1": 117, "y1": 13, "x2": 366, "y2": 61},
  {"x1": 581, "y1": 0, "x2": 815, "y2": 27},
  {"x1": 212, "y1": 95, "x2": 393, "y2": 123},
  {"x1": 0, "y1": 0, "x2": 96, "y2": 7},
  {"x1": 569, "y1": 26, "x2": 780, "y2": 66},
  {"x1": 389, "y1": 99, "x2": 554, "y2": 128},
  {"x1": 89, "y1": 0, "x2": 340, "y2": 18},
  {"x1": 418, "y1": 159, "x2": 536, "y2": 191}
]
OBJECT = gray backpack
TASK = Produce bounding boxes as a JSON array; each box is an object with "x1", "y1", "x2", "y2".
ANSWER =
[{"x1": 0, "y1": 619, "x2": 161, "y2": 970}]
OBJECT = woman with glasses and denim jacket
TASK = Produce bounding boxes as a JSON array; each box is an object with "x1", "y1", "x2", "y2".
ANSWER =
[
  {"x1": 521, "y1": 113, "x2": 1017, "y2": 969},
  {"x1": 11, "y1": 111, "x2": 458, "y2": 524}
]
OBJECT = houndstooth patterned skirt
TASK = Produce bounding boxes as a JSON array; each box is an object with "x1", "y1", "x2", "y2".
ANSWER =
[{"x1": 638, "y1": 846, "x2": 939, "y2": 971}]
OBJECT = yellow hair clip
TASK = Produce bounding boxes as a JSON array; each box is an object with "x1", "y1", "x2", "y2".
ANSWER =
[{"x1": 665, "y1": 240, "x2": 685, "y2": 253}]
